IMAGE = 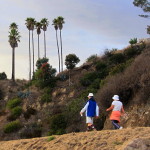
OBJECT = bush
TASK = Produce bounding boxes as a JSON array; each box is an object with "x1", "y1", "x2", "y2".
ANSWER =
[
  {"x1": 20, "y1": 123, "x2": 42, "y2": 138},
  {"x1": 109, "y1": 53, "x2": 125, "y2": 64},
  {"x1": 95, "y1": 62, "x2": 107, "y2": 71},
  {"x1": 86, "y1": 54, "x2": 98, "y2": 63},
  {"x1": 7, "y1": 106, "x2": 22, "y2": 121},
  {"x1": 11, "y1": 106, "x2": 22, "y2": 117},
  {"x1": 129, "y1": 38, "x2": 137, "y2": 45},
  {"x1": 48, "y1": 114, "x2": 67, "y2": 135},
  {"x1": 41, "y1": 93, "x2": 52, "y2": 104},
  {"x1": 4, "y1": 120, "x2": 22, "y2": 133},
  {"x1": 0, "y1": 72, "x2": 7, "y2": 80},
  {"x1": 47, "y1": 136, "x2": 55, "y2": 141},
  {"x1": 80, "y1": 72, "x2": 98, "y2": 86},
  {"x1": 7, "y1": 98, "x2": 21, "y2": 109}
]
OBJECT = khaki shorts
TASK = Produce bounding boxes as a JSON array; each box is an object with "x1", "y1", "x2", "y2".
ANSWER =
[{"x1": 86, "y1": 117, "x2": 94, "y2": 124}]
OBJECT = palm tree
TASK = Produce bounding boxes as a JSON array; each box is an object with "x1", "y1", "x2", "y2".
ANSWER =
[
  {"x1": 52, "y1": 18, "x2": 60, "y2": 73},
  {"x1": 25, "y1": 18, "x2": 33, "y2": 80},
  {"x1": 57, "y1": 16, "x2": 65, "y2": 72},
  {"x1": 30, "y1": 18, "x2": 36, "y2": 75},
  {"x1": 8, "y1": 23, "x2": 21, "y2": 82},
  {"x1": 41, "y1": 18, "x2": 49, "y2": 58},
  {"x1": 35, "y1": 22, "x2": 42, "y2": 59}
]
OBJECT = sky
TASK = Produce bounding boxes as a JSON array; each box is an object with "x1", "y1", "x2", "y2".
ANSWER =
[{"x1": 0, "y1": 0, "x2": 149, "y2": 80}]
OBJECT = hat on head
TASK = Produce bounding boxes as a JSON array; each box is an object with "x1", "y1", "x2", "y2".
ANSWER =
[
  {"x1": 88, "y1": 93, "x2": 94, "y2": 97},
  {"x1": 112, "y1": 95, "x2": 119, "y2": 100}
]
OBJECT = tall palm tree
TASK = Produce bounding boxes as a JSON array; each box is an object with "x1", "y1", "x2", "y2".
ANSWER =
[
  {"x1": 57, "y1": 16, "x2": 65, "y2": 72},
  {"x1": 35, "y1": 22, "x2": 42, "y2": 59},
  {"x1": 52, "y1": 18, "x2": 60, "y2": 73},
  {"x1": 25, "y1": 18, "x2": 32, "y2": 80},
  {"x1": 41, "y1": 18, "x2": 49, "y2": 58},
  {"x1": 8, "y1": 23, "x2": 21, "y2": 82},
  {"x1": 30, "y1": 18, "x2": 36, "y2": 75}
]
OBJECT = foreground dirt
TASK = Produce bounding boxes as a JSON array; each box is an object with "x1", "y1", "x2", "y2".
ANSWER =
[{"x1": 0, "y1": 127, "x2": 150, "y2": 150}]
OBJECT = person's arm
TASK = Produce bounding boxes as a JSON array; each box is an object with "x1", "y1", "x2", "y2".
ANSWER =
[
  {"x1": 121, "y1": 106, "x2": 125, "y2": 114},
  {"x1": 80, "y1": 102, "x2": 89, "y2": 116},
  {"x1": 106, "y1": 105, "x2": 114, "y2": 111},
  {"x1": 96, "y1": 104, "x2": 99, "y2": 117}
]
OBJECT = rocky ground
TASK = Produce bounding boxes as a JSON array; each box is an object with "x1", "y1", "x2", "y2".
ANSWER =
[{"x1": 0, "y1": 127, "x2": 150, "y2": 150}]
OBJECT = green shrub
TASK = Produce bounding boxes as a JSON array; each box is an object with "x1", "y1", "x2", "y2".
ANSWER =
[
  {"x1": 11, "y1": 106, "x2": 22, "y2": 117},
  {"x1": 47, "y1": 136, "x2": 55, "y2": 141},
  {"x1": 4, "y1": 120, "x2": 22, "y2": 133},
  {"x1": 41, "y1": 93, "x2": 52, "y2": 104},
  {"x1": 7, "y1": 106, "x2": 22, "y2": 121},
  {"x1": 95, "y1": 62, "x2": 107, "y2": 71},
  {"x1": 20, "y1": 123, "x2": 42, "y2": 138},
  {"x1": 48, "y1": 114, "x2": 67, "y2": 136},
  {"x1": 129, "y1": 38, "x2": 137, "y2": 45},
  {"x1": 86, "y1": 54, "x2": 98, "y2": 63},
  {"x1": 0, "y1": 72, "x2": 7, "y2": 80},
  {"x1": 80, "y1": 72, "x2": 98, "y2": 86},
  {"x1": 89, "y1": 79, "x2": 101, "y2": 89},
  {"x1": 109, "y1": 53, "x2": 125, "y2": 64},
  {"x1": 7, "y1": 98, "x2": 21, "y2": 109}
]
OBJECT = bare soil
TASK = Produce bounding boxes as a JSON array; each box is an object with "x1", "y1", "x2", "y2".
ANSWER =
[{"x1": 0, "y1": 127, "x2": 150, "y2": 150}]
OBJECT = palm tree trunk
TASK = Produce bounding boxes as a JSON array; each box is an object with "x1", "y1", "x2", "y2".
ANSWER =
[
  {"x1": 38, "y1": 34, "x2": 40, "y2": 59},
  {"x1": 60, "y1": 30, "x2": 63, "y2": 72},
  {"x1": 44, "y1": 31, "x2": 46, "y2": 58},
  {"x1": 29, "y1": 30, "x2": 31, "y2": 81},
  {"x1": 56, "y1": 30, "x2": 60, "y2": 73},
  {"x1": 32, "y1": 30, "x2": 35, "y2": 75},
  {"x1": 12, "y1": 47, "x2": 15, "y2": 82}
]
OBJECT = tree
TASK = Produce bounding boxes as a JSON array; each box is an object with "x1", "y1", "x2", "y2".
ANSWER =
[
  {"x1": 133, "y1": 0, "x2": 150, "y2": 34},
  {"x1": 0, "y1": 72, "x2": 7, "y2": 80},
  {"x1": 41, "y1": 18, "x2": 49, "y2": 58},
  {"x1": 25, "y1": 18, "x2": 34, "y2": 80},
  {"x1": 34, "y1": 58, "x2": 56, "y2": 88},
  {"x1": 129, "y1": 38, "x2": 138, "y2": 45},
  {"x1": 8, "y1": 23, "x2": 21, "y2": 82},
  {"x1": 65, "y1": 54, "x2": 80, "y2": 86},
  {"x1": 35, "y1": 22, "x2": 42, "y2": 59},
  {"x1": 57, "y1": 16, "x2": 65, "y2": 72},
  {"x1": 52, "y1": 18, "x2": 61, "y2": 73}
]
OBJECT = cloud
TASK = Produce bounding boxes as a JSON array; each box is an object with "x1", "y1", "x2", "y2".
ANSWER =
[{"x1": 0, "y1": 0, "x2": 149, "y2": 79}]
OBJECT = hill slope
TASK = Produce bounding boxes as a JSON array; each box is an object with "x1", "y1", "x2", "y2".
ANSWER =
[{"x1": 0, "y1": 127, "x2": 150, "y2": 150}]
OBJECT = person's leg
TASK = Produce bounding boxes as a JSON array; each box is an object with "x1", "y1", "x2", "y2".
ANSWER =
[
  {"x1": 112, "y1": 120, "x2": 120, "y2": 129},
  {"x1": 86, "y1": 117, "x2": 94, "y2": 131}
]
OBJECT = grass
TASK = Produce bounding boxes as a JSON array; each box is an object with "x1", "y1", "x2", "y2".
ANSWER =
[{"x1": 47, "y1": 136, "x2": 55, "y2": 141}]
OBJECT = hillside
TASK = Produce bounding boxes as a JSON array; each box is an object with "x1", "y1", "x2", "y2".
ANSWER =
[
  {"x1": 0, "y1": 127, "x2": 150, "y2": 150},
  {"x1": 0, "y1": 38, "x2": 150, "y2": 141}
]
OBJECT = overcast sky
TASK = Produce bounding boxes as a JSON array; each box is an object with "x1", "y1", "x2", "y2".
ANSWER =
[{"x1": 0, "y1": 0, "x2": 149, "y2": 80}]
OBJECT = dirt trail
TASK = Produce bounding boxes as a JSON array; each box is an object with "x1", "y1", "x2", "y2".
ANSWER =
[{"x1": 0, "y1": 127, "x2": 150, "y2": 150}]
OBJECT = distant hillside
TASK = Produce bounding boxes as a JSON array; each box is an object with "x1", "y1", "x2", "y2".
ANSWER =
[{"x1": 0, "y1": 38, "x2": 150, "y2": 141}]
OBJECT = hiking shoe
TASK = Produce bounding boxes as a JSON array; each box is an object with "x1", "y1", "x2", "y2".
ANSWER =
[{"x1": 119, "y1": 126, "x2": 123, "y2": 130}]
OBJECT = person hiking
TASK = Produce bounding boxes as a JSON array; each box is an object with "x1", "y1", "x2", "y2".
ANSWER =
[
  {"x1": 80, "y1": 93, "x2": 99, "y2": 131},
  {"x1": 106, "y1": 95, "x2": 125, "y2": 130}
]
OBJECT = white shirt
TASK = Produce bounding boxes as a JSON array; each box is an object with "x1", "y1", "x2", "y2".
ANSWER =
[{"x1": 112, "y1": 100, "x2": 122, "y2": 111}]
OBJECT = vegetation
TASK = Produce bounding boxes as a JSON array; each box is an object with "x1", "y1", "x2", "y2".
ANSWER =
[
  {"x1": 47, "y1": 136, "x2": 55, "y2": 141},
  {"x1": 41, "y1": 18, "x2": 49, "y2": 58},
  {"x1": 8, "y1": 22, "x2": 21, "y2": 82},
  {"x1": 20, "y1": 123, "x2": 42, "y2": 138},
  {"x1": 129, "y1": 38, "x2": 137, "y2": 45},
  {"x1": 4, "y1": 120, "x2": 22, "y2": 133},
  {"x1": 33, "y1": 58, "x2": 56, "y2": 88},
  {"x1": 0, "y1": 72, "x2": 7, "y2": 80},
  {"x1": 6, "y1": 98, "x2": 22, "y2": 109},
  {"x1": 52, "y1": 16, "x2": 65, "y2": 72}
]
